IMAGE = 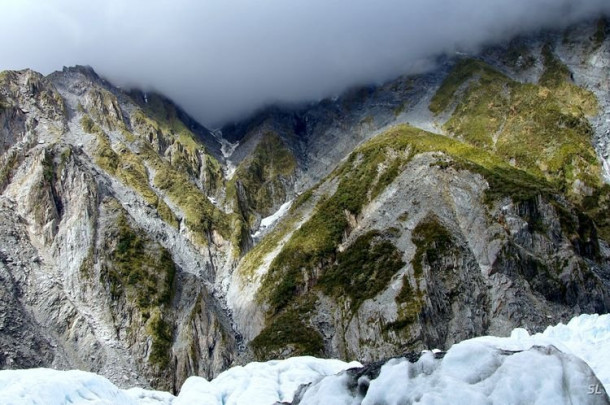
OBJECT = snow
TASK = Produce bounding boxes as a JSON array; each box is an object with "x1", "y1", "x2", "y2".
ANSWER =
[
  {"x1": 0, "y1": 368, "x2": 138, "y2": 405},
  {"x1": 210, "y1": 128, "x2": 239, "y2": 178},
  {"x1": 353, "y1": 344, "x2": 599, "y2": 405},
  {"x1": 252, "y1": 200, "x2": 293, "y2": 238},
  {"x1": 0, "y1": 357, "x2": 359, "y2": 405},
  {"x1": 1, "y1": 314, "x2": 609, "y2": 405},
  {"x1": 299, "y1": 314, "x2": 610, "y2": 405},
  {"x1": 210, "y1": 128, "x2": 239, "y2": 159},
  {"x1": 473, "y1": 313, "x2": 610, "y2": 391},
  {"x1": 602, "y1": 158, "x2": 610, "y2": 183},
  {"x1": 174, "y1": 356, "x2": 362, "y2": 405},
  {"x1": 124, "y1": 388, "x2": 174, "y2": 405},
  {"x1": 260, "y1": 200, "x2": 293, "y2": 229}
]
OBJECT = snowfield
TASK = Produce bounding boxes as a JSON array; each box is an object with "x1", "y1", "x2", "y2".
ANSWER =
[{"x1": 1, "y1": 314, "x2": 609, "y2": 405}]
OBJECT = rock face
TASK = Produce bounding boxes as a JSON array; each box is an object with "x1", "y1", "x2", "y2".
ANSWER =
[
  {"x1": 0, "y1": 66, "x2": 238, "y2": 391},
  {"x1": 0, "y1": 18, "x2": 610, "y2": 391}
]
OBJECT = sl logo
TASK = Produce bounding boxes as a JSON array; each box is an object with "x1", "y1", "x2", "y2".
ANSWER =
[{"x1": 588, "y1": 384, "x2": 604, "y2": 395}]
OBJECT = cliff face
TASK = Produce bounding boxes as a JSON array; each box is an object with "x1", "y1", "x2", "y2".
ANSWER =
[
  {"x1": 0, "y1": 18, "x2": 609, "y2": 390},
  {"x1": 0, "y1": 67, "x2": 240, "y2": 392}
]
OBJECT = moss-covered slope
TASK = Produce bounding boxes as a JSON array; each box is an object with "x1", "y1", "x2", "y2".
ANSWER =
[
  {"x1": 247, "y1": 118, "x2": 610, "y2": 360},
  {"x1": 430, "y1": 55, "x2": 600, "y2": 198},
  {"x1": 227, "y1": 131, "x2": 297, "y2": 228}
]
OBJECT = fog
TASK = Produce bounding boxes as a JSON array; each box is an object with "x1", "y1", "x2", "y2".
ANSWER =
[{"x1": 1, "y1": 0, "x2": 609, "y2": 126}]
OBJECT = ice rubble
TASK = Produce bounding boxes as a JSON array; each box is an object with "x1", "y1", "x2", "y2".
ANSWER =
[{"x1": 1, "y1": 314, "x2": 608, "y2": 405}]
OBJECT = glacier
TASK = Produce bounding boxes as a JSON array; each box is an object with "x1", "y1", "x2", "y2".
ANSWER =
[{"x1": 1, "y1": 314, "x2": 609, "y2": 405}]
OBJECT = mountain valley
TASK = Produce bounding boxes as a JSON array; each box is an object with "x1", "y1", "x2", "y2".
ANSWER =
[{"x1": 0, "y1": 18, "x2": 609, "y2": 393}]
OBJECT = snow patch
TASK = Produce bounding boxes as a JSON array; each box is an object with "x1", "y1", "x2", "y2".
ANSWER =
[
  {"x1": 211, "y1": 129, "x2": 239, "y2": 159},
  {"x1": 211, "y1": 128, "x2": 239, "y2": 178},
  {"x1": 252, "y1": 200, "x2": 293, "y2": 238}
]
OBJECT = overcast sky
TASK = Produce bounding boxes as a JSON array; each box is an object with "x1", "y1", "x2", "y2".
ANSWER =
[{"x1": 1, "y1": 0, "x2": 609, "y2": 126}]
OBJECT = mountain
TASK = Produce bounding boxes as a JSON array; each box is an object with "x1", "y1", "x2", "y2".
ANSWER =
[
  {"x1": 0, "y1": 18, "x2": 609, "y2": 391},
  {"x1": 225, "y1": 18, "x2": 610, "y2": 361}
]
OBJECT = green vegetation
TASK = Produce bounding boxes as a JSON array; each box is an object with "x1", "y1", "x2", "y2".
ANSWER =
[
  {"x1": 227, "y1": 132, "x2": 297, "y2": 227},
  {"x1": 83, "y1": 88, "x2": 126, "y2": 131},
  {"x1": 385, "y1": 217, "x2": 451, "y2": 334},
  {"x1": 238, "y1": 212, "x2": 301, "y2": 280},
  {"x1": 379, "y1": 126, "x2": 557, "y2": 204},
  {"x1": 81, "y1": 104, "x2": 235, "y2": 247},
  {"x1": 539, "y1": 44, "x2": 572, "y2": 88},
  {"x1": 31, "y1": 149, "x2": 63, "y2": 226},
  {"x1": 429, "y1": 59, "x2": 489, "y2": 115},
  {"x1": 318, "y1": 231, "x2": 405, "y2": 311},
  {"x1": 384, "y1": 275, "x2": 424, "y2": 333},
  {"x1": 251, "y1": 46, "x2": 610, "y2": 358},
  {"x1": 250, "y1": 299, "x2": 324, "y2": 361},
  {"x1": 593, "y1": 18, "x2": 608, "y2": 50},
  {"x1": 372, "y1": 158, "x2": 403, "y2": 199},
  {"x1": 254, "y1": 118, "x2": 595, "y2": 358},
  {"x1": 444, "y1": 63, "x2": 510, "y2": 149},
  {"x1": 430, "y1": 55, "x2": 600, "y2": 199},
  {"x1": 83, "y1": 118, "x2": 179, "y2": 228},
  {"x1": 148, "y1": 146, "x2": 232, "y2": 244},
  {"x1": 411, "y1": 215, "x2": 453, "y2": 277},
  {"x1": 130, "y1": 95, "x2": 224, "y2": 190},
  {"x1": 104, "y1": 211, "x2": 176, "y2": 310},
  {"x1": 98, "y1": 205, "x2": 176, "y2": 368},
  {"x1": 395, "y1": 275, "x2": 414, "y2": 303},
  {"x1": 426, "y1": 53, "x2": 610, "y2": 239},
  {"x1": 79, "y1": 245, "x2": 95, "y2": 280},
  {"x1": 81, "y1": 115, "x2": 97, "y2": 134},
  {"x1": 41, "y1": 149, "x2": 55, "y2": 184},
  {"x1": 0, "y1": 149, "x2": 20, "y2": 191},
  {"x1": 251, "y1": 129, "x2": 417, "y2": 357},
  {"x1": 136, "y1": 93, "x2": 196, "y2": 148},
  {"x1": 257, "y1": 122, "x2": 557, "y2": 319},
  {"x1": 292, "y1": 189, "x2": 314, "y2": 211},
  {"x1": 147, "y1": 309, "x2": 173, "y2": 368},
  {"x1": 581, "y1": 184, "x2": 610, "y2": 241},
  {"x1": 127, "y1": 105, "x2": 234, "y2": 246},
  {"x1": 258, "y1": 139, "x2": 410, "y2": 314},
  {"x1": 393, "y1": 102, "x2": 407, "y2": 117},
  {"x1": 58, "y1": 147, "x2": 71, "y2": 172}
]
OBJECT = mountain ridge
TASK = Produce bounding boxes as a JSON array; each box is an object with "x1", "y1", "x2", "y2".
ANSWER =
[{"x1": 0, "y1": 17, "x2": 609, "y2": 391}]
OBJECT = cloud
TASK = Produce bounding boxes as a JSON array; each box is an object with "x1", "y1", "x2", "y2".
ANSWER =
[{"x1": 1, "y1": 0, "x2": 609, "y2": 125}]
